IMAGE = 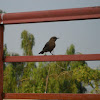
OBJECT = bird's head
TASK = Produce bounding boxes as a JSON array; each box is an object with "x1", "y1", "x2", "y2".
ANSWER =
[{"x1": 50, "y1": 36, "x2": 59, "y2": 41}]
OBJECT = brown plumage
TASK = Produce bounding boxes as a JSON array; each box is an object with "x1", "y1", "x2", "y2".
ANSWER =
[{"x1": 39, "y1": 36, "x2": 59, "y2": 55}]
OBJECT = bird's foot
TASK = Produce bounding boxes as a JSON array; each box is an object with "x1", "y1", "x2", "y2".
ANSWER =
[
  {"x1": 44, "y1": 53, "x2": 47, "y2": 56},
  {"x1": 50, "y1": 52, "x2": 54, "y2": 55}
]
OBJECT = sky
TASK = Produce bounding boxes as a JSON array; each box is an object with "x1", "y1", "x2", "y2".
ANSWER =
[{"x1": 0, "y1": 0, "x2": 100, "y2": 68}]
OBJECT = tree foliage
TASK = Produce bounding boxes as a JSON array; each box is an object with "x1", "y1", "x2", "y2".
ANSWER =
[
  {"x1": 21, "y1": 30, "x2": 35, "y2": 56},
  {"x1": 3, "y1": 31, "x2": 100, "y2": 93},
  {"x1": 0, "y1": 9, "x2": 5, "y2": 13},
  {"x1": 3, "y1": 64, "x2": 16, "y2": 93}
]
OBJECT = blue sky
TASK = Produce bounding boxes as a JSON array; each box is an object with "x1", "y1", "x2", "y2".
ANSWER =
[{"x1": 0, "y1": 0, "x2": 100, "y2": 68}]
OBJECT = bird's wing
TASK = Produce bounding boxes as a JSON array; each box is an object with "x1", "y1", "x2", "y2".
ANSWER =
[{"x1": 43, "y1": 42, "x2": 49, "y2": 51}]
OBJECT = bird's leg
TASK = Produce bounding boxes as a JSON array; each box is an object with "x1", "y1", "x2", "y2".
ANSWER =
[
  {"x1": 51, "y1": 52, "x2": 53, "y2": 55},
  {"x1": 50, "y1": 51, "x2": 54, "y2": 55},
  {"x1": 44, "y1": 52, "x2": 47, "y2": 56}
]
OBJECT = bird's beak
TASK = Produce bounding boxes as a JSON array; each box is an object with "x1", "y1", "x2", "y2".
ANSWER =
[{"x1": 57, "y1": 37, "x2": 59, "y2": 39}]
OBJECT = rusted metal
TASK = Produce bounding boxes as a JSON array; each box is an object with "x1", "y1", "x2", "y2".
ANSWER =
[
  {"x1": 4, "y1": 93, "x2": 100, "y2": 100},
  {"x1": 0, "y1": 6, "x2": 100, "y2": 24},
  {"x1": 4, "y1": 54, "x2": 100, "y2": 62},
  {"x1": 0, "y1": 25, "x2": 4, "y2": 100}
]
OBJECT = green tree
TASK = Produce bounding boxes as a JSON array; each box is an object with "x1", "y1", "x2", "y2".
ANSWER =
[
  {"x1": 67, "y1": 44, "x2": 75, "y2": 55},
  {"x1": 42, "y1": 44, "x2": 87, "y2": 93},
  {"x1": 3, "y1": 44, "x2": 10, "y2": 70},
  {"x1": 0, "y1": 9, "x2": 5, "y2": 13},
  {"x1": 21, "y1": 30, "x2": 35, "y2": 56},
  {"x1": 18, "y1": 30, "x2": 35, "y2": 93},
  {"x1": 3, "y1": 64, "x2": 17, "y2": 93},
  {"x1": 18, "y1": 62, "x2": 36, "y2": 93},
  {"x1": 3, "y1": 33, "x2": 100, "y2": 94}
]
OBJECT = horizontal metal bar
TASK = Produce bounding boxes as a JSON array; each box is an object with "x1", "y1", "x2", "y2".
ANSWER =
[
  {"x1": 0, "y1": 6, "x2": 100, "y2": 24},
  {"x1": 4, "y1": 54, "x2": 100, "y2": 62},
  {"x1": 4, "y1": 93, "x2": 100, "y2": 100}
]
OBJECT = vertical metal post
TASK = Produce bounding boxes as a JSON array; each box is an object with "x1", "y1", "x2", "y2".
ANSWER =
[{"x1": 0, "y1": 25, "x2": 4, "y2": 100}]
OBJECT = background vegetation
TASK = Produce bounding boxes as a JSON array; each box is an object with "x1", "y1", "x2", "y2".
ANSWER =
[{"x1": 3, "y1": 30, "x2": 100, "y2": 93}]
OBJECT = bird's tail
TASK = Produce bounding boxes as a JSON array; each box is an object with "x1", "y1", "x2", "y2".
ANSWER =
[{"x1": 39, "y1": 51, "x2": 44, "y2": 54}]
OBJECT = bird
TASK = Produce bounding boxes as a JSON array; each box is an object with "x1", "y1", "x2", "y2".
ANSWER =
[{"x1": 39, "y1": 36, "x2": 59, "y2": 55}]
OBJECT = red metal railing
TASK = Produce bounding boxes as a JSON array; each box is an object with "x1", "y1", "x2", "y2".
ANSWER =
[
  {"x1": 4, "y1": 54, "x2": 100, "y2": 62},
  {"x1": 0, "y1": 6, "x2": 100, "y2": 100},
  {"x1": 0, "y1": 25, "x2": 4, "y2": 100},
  {"x1": 4, "y1": 93, "x2": 100, "y2": 100},
  {"x1": 0, "y1": 6, "x2": 100, "y2": 24}
]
